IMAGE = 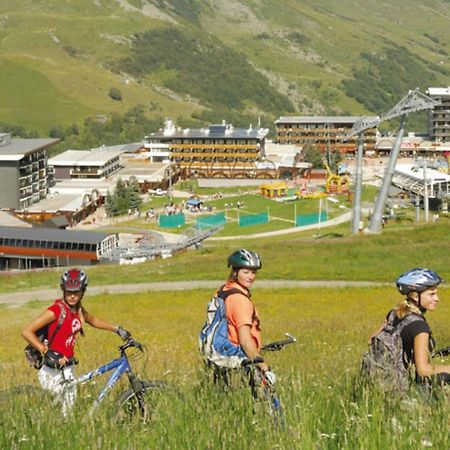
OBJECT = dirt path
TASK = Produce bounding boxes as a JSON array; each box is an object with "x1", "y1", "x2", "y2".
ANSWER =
[{"x1": 1, "y1": 279, "x2": 386, "y2": 308}]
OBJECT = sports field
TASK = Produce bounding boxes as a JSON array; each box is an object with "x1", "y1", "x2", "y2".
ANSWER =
[{"x1": 1, "y1": 216, "x2": 449, "y2": 448}]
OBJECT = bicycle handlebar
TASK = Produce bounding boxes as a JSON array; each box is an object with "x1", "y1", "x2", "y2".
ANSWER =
[
  {"x1": 261, "y1": 333, "x2": 297, "y2": 352},
  {"x1": 241, "y1": 333, "x2": 297, "y2": 367},
  {"x1": 118, "y1": 337, "x2": 144, "y2": 353},
  {"x1": 241, "y1": 356, "x2": 264, "y2": 367},
  {"x1": 431, "y1": 346, "x2": 450, "y2": 358}
]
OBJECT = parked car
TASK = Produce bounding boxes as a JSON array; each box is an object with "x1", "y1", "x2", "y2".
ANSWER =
[{"x1": 148, "y1": 188, "x2": 167, "y2": 196}]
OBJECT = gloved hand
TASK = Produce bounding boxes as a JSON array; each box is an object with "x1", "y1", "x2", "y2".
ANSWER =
[
  {"x1": 116, "y1": 326, "x2": 131, "y2": 341},
  {"x1": 264, "y1": 370, "x2": 276, "y2": 386}
]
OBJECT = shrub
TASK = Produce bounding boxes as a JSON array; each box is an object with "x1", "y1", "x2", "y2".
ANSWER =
[{"x1": 108, "y1": 87, "x2": 122, "y2": 101}]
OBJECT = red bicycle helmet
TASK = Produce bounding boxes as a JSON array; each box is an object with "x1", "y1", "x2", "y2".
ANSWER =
[{"x1": 60, "y1": 268, "x2": 88, "y2": 292}]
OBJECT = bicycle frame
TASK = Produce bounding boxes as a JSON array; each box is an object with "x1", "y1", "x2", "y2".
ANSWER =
[
  {"x1": 72, "y1": 356, "x2": 131, "y2": 406},
  {"x1": 62, "y1": 340, "x2": 143, "y2": 413}
]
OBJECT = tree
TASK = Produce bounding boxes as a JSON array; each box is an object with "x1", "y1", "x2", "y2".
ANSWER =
[
  {"x1": 106, "y1": 178, "x2": 143, "y2": 216},
  {"x1": 303, "y1": 144, "x2": 324, "y2": 169},
  {"x1": 105, "y1": 190, "x2": 117, "y2": 217},
  {"x1": 114, "y1": 178, "x2": 129, "y2": 214},
  {"x1": 128, "y1": 178, "x2": 142, "y2": 212}
]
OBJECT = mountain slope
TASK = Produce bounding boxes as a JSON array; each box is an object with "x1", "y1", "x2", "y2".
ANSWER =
[{"x1": 0, "y1": 0, "x2": 449, "y2": 136}]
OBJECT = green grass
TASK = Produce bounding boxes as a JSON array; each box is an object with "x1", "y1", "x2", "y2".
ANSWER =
[
  {"x1": 1, "y1": 182, "x2": 450, "y2": 446},
  {"x1": 2, "y1": 287, "x2": 450, "y2": 448},
  {"x1": 107, "y1": 182, "x2": 357, "y2": 236},
  {"x1": 0, "y1": 213, "x2": 449, "y2": 294},
  {"x1": 1, "y1": 0, "x2": 449, "y2": 133}
]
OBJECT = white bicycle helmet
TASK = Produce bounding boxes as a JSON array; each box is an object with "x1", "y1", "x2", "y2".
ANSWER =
[{"x1": 396, "y1": 268, "x2": 443, "y2": 296}]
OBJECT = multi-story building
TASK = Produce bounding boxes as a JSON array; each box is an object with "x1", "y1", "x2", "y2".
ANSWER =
[
  {"x1": 427, "y1": 87, "x2": 450, "y2": 143},
  {"x1": 48, "y1": 144, "x2": 128, "y2": 180},
  {"x1": 145, "y1": 119, "x2": 270, "y2": 178},
  {"x1": 0, "y1": 225, "x2": 117, "y2": 270},
  {"x1": 0, "y1": 133, "x2": 59, "y2": 209},
  {"x1": 274, "y1": 116, "x2": 378, "y2": 156}
]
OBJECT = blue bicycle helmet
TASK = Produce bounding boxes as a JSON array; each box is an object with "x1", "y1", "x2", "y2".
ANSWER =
[{"x1": 396, "y1": 268, "x2": 443, "y2": 296}]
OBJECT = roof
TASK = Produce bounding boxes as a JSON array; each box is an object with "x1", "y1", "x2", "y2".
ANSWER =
[
  {"x1": 148, "y1": 125, "x2": 269, "y2": 141},
  {"x1": 0, "y1": 225, "x2": 112, "y2": 244},
  {"x1": 49, "y1": 145, "x2": 125, "y2": 167},
  {"x1": 0, "y1": 137, "x2": 60, "y2": 161},
  {"x1": 427, "y1": 87, "x2": 450, "y2": 97},
  {"x1": 394, "y1": 163, "x2": 450, "y2": 184},
  {"x1": 48, "y1": 150, "x2": 91, "y2": 166},
  {"x1": 274, "y1": 116, "x2": 379, "y2": 125},
  {"x1": 120, "y1": 142, "x2": 145, "y2": 153},
  {"x1": 27, "y1": 193, "x2": 86, "y2": 213},
  {"x1": 0, "y1": 211, "x2": 32, "y2": 228}
]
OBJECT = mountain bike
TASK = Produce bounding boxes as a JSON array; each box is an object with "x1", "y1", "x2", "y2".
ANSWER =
[
  {"x1": 58, "y1": 337, "x2": 166, "y2": 423},
  {"x1": 241, "y1": 332, "x2": 297, "y2": 428}
]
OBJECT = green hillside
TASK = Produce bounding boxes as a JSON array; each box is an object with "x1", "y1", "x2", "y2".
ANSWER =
[{"x1": 0, "y1": 0, "x2": 449, "y2": 139}]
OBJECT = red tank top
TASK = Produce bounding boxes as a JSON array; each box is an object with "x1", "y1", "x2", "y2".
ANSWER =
[{"x1": 47, "y1": 299, "x2": 82, "y2": 358}]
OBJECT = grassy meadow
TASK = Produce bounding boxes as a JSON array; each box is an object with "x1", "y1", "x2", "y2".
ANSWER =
[
  {"x1": 2, "y1": 1, "x2": 450, "y2": 134},
  {"x1": 1, "y1": 214, "x2": 450, "y2": 448},
  {"x1": 0, "y1": 215, "x2": 448, "y2": 294},
  {"x1": 2, "y1": 286, "x2": 450, "y2": 449}
]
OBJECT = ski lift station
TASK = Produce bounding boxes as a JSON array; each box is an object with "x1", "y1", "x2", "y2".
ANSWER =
[{"x1": 392, "y1": 162, "x2": 450, "y2": 207}]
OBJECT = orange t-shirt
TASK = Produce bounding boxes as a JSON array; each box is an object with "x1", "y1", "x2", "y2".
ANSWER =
[{"x1": 224, "y1": 281, "x2": 262, "y2": 350}]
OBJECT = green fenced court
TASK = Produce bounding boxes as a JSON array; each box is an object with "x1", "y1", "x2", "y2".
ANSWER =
[
  {"x1": 295, "y1": 210, "x2": 328, "y2": 227},
  {"x1": 159, "y1": 213, "x2": 186, "y2": 228},
  {"x1": 196, "y1": 212, "x2": 226, "y2": 230},
  {"x1": 239, "y1": 211, "x2": 269, "y2": 227}
]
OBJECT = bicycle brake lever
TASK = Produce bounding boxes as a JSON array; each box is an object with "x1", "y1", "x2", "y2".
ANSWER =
[{"x1": 285, "y1": 332, "x2": 297, "y2": 343}]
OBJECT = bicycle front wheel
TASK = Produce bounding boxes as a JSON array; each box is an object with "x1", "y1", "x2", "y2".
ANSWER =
[
  {"x1": 265, "y1": 389, "x2": 284, "y2": 428},
  {"x1": 114, "y1": 380, "x2": 167, "y2": 424}
]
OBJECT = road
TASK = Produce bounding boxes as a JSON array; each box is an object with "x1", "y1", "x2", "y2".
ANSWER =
[{"x1": 1, "y1": 279, "x2": 386, "y2": 308}]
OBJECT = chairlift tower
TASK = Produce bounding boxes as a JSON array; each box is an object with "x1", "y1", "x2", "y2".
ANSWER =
[
  {"x1": 345, "y1": 89, "x2": 439, "y2": 234},
  {"x1": 344, "y1": 116, "x2": 380, "y2": 233}
]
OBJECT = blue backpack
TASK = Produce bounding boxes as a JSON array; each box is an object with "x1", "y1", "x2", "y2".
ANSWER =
[{"x1": 199, "y1": 285, "x2": 247, "y2": 368}]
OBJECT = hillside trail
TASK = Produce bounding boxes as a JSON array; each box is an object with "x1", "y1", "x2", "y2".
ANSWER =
[{"x1": 0, "y1": 279, "x2": 387, "y2": 308}]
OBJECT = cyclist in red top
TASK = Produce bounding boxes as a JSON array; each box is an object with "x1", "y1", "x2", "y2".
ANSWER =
[{"x1": 22, "y1": 268, "x2": 131, "y2": 416}]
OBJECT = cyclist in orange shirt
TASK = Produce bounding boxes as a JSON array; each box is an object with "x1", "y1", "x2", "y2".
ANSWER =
[{"x1": 220, "y1": 249, "x2": 275, "y2": 384}]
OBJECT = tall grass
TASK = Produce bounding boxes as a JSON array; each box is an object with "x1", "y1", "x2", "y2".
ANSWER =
[
  {"x1": 2, "y1": 287, "x2": 450, "y2": 448},
  {"x1": 0, "y1": 217, "x2": 449, "y2": 294}
]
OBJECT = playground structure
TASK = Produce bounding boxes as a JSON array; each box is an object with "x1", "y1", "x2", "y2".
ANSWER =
[
  {"x1": 260, "y1": 180, "x2": 326, "y2": 200},
  {"x1": 322, "y1": 159, "x2": 350, "y2": 194},
  {"x1": 260, "y1": 181, "x2": 289, "y2": 198},
  {"x1": 296, "y1": 183, "x2": 326, "y2": 199}
]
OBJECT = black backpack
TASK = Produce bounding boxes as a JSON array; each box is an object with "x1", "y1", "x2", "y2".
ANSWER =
[
  {"x1": 24, "y1": 302, "x2": 66, "y2": 369},
  {"x1": 361, "y1": 310, "x2": 424, "y2": 392}
]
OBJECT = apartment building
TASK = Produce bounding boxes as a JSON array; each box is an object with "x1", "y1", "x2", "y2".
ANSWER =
[
  {"x1": 274, "y1": 116, "x2": 378, "y2": 156},
  {"x1": 427, "y1": 87, "x2": 450, "y2": 143},
  {"x1": 0, "y1": 133, "x2": 59, "y2": 209},
  {"x1": 48, "y1": 144, "x2": 128, "y2": 180},
  {"x1": 145, "y1": 119, "x2": 269, "y2": 178}
]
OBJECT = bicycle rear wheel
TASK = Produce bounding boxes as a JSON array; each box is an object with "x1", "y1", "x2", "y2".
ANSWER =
[{"x1": 114, "y1": 380, "x2": 167, "y2": 424}]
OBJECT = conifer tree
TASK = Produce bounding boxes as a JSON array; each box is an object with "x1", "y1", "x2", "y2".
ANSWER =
[
  {"x1": 128, "y1": 178, "x2": 142, "y2": 212},
  {"x1": 105, "y1": 190, "x2": 116, "y2": 217}
]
